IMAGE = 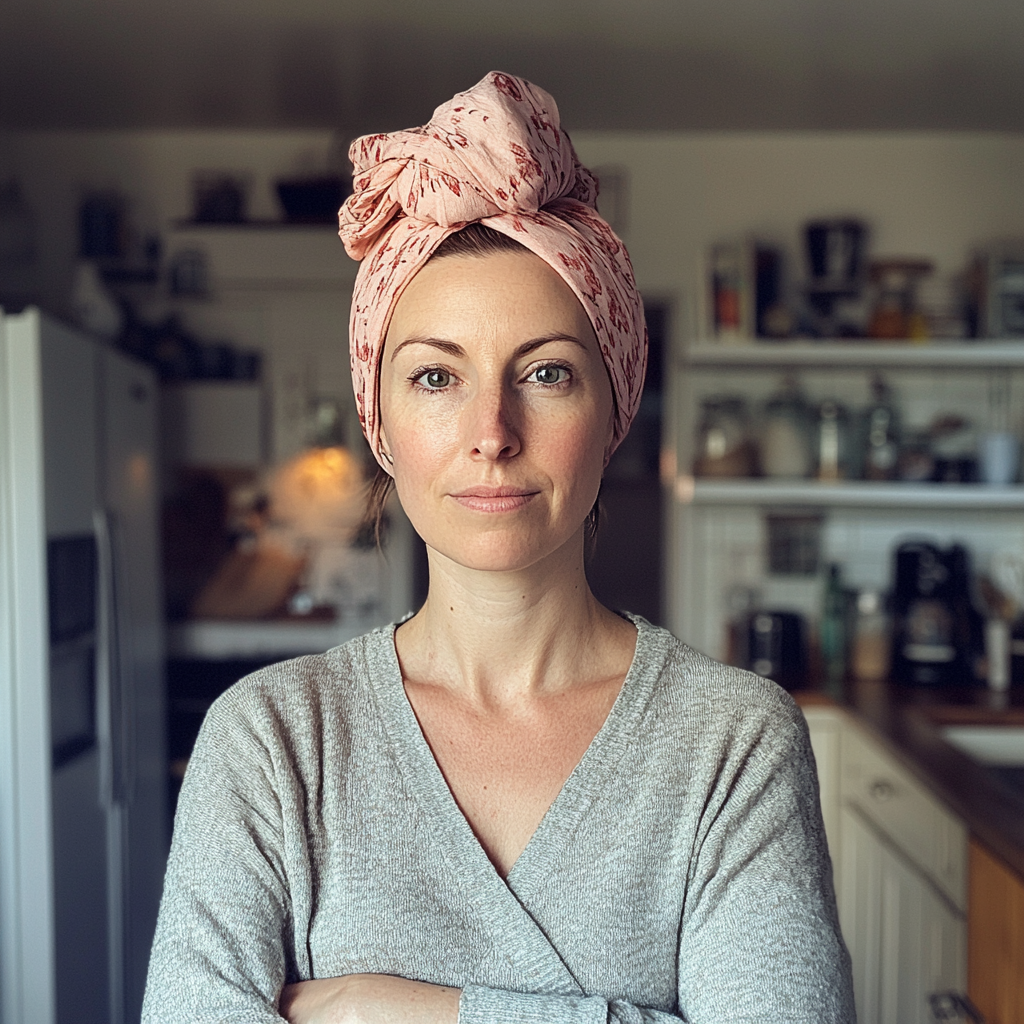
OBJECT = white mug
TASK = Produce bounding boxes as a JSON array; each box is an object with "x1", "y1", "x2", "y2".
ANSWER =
[{"x1": 979, "y1": 431, "x2": 1020, "y2": 486}]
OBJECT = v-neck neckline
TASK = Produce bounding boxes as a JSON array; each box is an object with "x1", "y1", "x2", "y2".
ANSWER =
[{"x1": 368, "y1": 613, "x2": 659, "y2": 892}]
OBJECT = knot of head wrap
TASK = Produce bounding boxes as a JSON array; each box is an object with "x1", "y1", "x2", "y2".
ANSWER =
[{"x1": 340, "y1": 70, "x2": 647, "y2": 470}]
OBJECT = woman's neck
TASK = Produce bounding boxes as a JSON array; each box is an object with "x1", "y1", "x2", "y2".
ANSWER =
[{"x1": 394, "y1": 531, "x2": 636, "y2": 704}]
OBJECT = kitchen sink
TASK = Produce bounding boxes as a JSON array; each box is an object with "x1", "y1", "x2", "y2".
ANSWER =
[{"x1": 941, "y1": 725, "x2": 1024, "y2": 795}]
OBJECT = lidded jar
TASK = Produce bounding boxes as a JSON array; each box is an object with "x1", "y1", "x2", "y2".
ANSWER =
[
  {"x1": 761, "y1": 376, "x2": 814, "y2": 479},
  {"x1": 693, "y1": 396, "x2": 756, "y2": 477}
]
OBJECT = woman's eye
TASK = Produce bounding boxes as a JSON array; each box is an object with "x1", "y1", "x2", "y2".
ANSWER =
[
  {"x1": 529, "y1": 365, "x2": 569, "y2": 385},
  {"x1": 416, "y1": 369, "x2": 451, "y2": 389}
]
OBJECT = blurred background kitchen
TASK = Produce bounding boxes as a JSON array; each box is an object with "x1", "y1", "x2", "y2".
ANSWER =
[{"x1": 3, "y1": 2, "x2": 1024, "y2": 1023}]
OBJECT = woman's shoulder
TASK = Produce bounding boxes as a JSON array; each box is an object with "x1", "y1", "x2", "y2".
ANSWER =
[
  {"x1": 630, "y1": 614, "x2": 805, "y2": 734},
  {"x1": 199, "y1": 624, "x2": 399, "y2": 746}
]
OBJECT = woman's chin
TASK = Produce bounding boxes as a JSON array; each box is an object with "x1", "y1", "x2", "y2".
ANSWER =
[{"x1": 425, "y1": 528, "x2": 577, "y2": 577}]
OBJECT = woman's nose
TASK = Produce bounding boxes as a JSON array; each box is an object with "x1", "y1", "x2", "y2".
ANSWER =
[{"x1": 464, "y1": 383, "x2": 521, "y2": 461}]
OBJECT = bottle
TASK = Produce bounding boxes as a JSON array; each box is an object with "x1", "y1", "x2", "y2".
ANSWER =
[
  {"x1": 815, "y1": 399, "x2": 851, "y2": 481},
  {"x1": 851, "y1": 590, "x2": 890, "y2": 682},
  {"x1": 861, "y1": 374, "x2": 900, "y2": 481},
  {"x1": 820, "y1": 564, "x2": 849, "y2": 698}
]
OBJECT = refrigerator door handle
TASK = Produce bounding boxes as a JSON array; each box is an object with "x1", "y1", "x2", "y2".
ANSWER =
[{"x1": 93, "y1": 508, "x2": 129, "y2": 808}]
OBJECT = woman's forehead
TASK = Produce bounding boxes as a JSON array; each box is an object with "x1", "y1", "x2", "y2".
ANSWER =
[{"x1": 385, "y1": 251, "x2": 597, "y2": 356}]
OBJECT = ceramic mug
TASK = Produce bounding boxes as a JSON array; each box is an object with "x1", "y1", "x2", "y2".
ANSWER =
[{"x1": 979, "y1": 431, "x2": 1020, "y2": 486}]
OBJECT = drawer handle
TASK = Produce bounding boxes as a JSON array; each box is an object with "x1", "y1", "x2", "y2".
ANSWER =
[
  {"x1": 869, "y1": 779, "x2": 895, "y2": 802},
  {"x1": 928, "y1": 991, "x2": 985, "y2": 1022}
]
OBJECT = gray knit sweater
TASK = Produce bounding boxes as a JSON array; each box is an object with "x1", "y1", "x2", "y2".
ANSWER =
[{"x1": 142, "y1": 616, "x2": 854, "y2": 1023}]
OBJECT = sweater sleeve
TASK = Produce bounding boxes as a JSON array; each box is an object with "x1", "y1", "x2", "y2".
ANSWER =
[
  {"x1": 141, "y1": 689, "x2": 291, "y2": 1024},
  {"x1": 460, "y1": 985, "x2": 685, "y2": 1023},
  {"x1": 674, "y1": 692, "x2": 854, "y2": 1022},
  {"x1": 459, "y1": 690, "x2": 855, "y2": 1024}
]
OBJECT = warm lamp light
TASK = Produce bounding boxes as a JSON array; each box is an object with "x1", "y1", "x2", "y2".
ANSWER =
[{"x1": 267, "y1": 445, "x2": 365, "y2": 543}]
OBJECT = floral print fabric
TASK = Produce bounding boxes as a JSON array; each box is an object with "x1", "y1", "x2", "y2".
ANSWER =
[{"x1": 338, "y1": 71, "x2": 648, "y2": 469}]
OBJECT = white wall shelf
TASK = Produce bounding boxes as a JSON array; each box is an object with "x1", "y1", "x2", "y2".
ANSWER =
[
  {"x1": 676, "y1": 478, "x2": 1024, "y2": 509},
  {"x1": 166, "y1": 616, "x2": 381, "y2": 660},
  {"x1": 168, "y1": 223, "x2": 355, "y2": 290},
  {"x1": 685, "y1": 341, "x2": 1024, "y2": 369}
]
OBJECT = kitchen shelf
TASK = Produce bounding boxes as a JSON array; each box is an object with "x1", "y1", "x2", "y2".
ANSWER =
[
  {"x1": 685, "y1": 341, "x2": 1024, "y2": 368},
  {"x1": 172, "y1": 220, "x2": 337, "y2": 230},
  {"x1": 167, "y1": 615, "x2": 382, "y2": 660},
  {"x1": 167, "y1": 223, "x2": 354, "y2": 289},
  {"x1": 676, "y1": 478, "x2": 1024, "y2": 509}
]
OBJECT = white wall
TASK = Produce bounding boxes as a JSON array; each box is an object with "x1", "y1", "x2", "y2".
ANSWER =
[
  {"x1": 6, "y1": 129, "x2": 1024, "y2": 329},
  {"x1": 573, "y1": 131, "x2": 1024, "y2": 335},
  {"x1": 4, "y1": 132, "x2": 1022, "y2": 369},
  {"x1": 0, "y1": 130, "x2": 338, "y2": 317}
]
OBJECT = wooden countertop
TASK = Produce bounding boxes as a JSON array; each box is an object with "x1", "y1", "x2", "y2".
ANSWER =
[{"x1": 795, "y1": 683, "x2": 1024, "y2": 881}]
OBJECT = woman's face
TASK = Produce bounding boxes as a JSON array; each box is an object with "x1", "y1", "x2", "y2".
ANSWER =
[{"x1": 379, "y1": 249, "x2": 615, "y2": 574}]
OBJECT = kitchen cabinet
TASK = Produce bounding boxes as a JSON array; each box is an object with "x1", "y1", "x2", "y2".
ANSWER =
[
  {"x1": 839, "y1": 805, "x2": 966, "y2": 1024},
  {"x1": 667, "y1": 340, "x2": 1024, "y2": 658},
  {"x1": 803, "y1": 703, "x2": 969, "y2": 1023},
  {"x1": 969, "y1": 838, "x2": 1024, "y2": 1024}
]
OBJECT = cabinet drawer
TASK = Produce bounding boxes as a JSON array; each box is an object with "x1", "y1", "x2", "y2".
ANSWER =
[{"x1": 841, "y1": 722, "x2": 967, "y2": 912}]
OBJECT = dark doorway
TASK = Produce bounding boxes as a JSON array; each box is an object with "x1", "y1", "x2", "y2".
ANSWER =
[{"x1": 586, "y1": 301, "x2": 667, "y2": 625}]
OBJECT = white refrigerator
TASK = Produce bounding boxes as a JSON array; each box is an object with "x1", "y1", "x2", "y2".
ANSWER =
[{"x1": 1, "y1": 308, "x2": 167, "y2": 1024}]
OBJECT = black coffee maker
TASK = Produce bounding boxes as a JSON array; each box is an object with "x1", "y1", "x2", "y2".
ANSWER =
[
  {"x1": 890, "y1": 541, "x2": 983, "y2": 686},
  {"x1": 744, "y1": 610, "x2": 809, "y2": 690}
]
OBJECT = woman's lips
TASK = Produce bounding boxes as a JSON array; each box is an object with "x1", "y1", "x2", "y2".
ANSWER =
[{"x1": 450, "y1": 487, "x2": 539, "y2": 513}]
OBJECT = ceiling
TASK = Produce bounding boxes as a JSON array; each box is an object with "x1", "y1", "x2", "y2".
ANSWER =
[{"x1": 3, "y1": 0, "x2": 1024, "y2": 132}]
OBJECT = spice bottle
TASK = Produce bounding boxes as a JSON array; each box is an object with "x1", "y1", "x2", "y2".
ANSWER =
[{"x1": 852, "y1": 590, "x2": 891, "y2": 682}]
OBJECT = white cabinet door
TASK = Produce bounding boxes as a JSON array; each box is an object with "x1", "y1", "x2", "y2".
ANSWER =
[
  {"x1": 839, "y1": 806, "x2": 966, "y2": 1024},
  {"x1": 803, "y1": 705, "x2": 842, "y2": 879}
]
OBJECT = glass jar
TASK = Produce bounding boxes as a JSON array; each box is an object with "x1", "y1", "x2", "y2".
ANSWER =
[
  {"x1": 761, "y1": 377, "x2": 814, "y2": 479},
  {"x1": 693, "y1": 396, "x2": 756, "y2": 477},
  {"x1": 851, "y1": 589, "x2": 891, "y2": 682}
]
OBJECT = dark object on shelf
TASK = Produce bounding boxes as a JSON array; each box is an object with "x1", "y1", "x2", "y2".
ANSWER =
[
  {"x1": 766, "y1": 513, "x2": 822, "y2": 576},
  {"x1": 754, "y1": 246, "x2": 790, "y2": 338},
  {"x1": 79, "y1": 191, "x2": 127, "y2": 259},
  {"x1": 868, "y1": 258, "x2": 934, "y2": 339},
  {"x1": 115, "y1": 307, "x2": 261, "y2": 382},
  {"x1": 803, "y1": 219, "x2": 869, "y2": 337},
  {"x1": 275, "y1": 176, "x2": 350, "y2": 224},
  {"x1": 192, "y1": 171, "x2": 248, "y2": 224},
  {"x1": 859, "y1": 374, "x2": 900, "y2": 480},
  {"x1": 930, "y1": 413, "x2": 978, "y2": 483},
  {"x1": 98, "y1": 234, "x2": 162, "y2": 285},
  {"x1": 933, "y1": 456, "x2": 979, "y2": 484},
  {"x1": 1011, "y1": 620, "x2": 1024, "y2": 686},
  {"x1": 890, "y1": 541, "x2": 984, "y2": 687},
  {"x1": 169, "y1": 248, "x2": 210, "y2": 297},
  {"x1": 968, "y1": 243, "x2": 1024, "y2": 338},
  {"x1": 745, "y1": 610, "x2": 809, "y2": 691},
  {"x1": 820, "y1": 563, "x2": 853, "y2": 698},
  {"x1": 805, "y1": 219, "x2": 867, "y2": 290},
  {"x1": 897, "y1": 430, "x2": 936, "y2": 482}
]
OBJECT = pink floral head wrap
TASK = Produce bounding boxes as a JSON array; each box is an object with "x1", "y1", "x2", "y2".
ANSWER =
[{"x1": 339, "y1": 70, "x2": 647, "y2": 471}]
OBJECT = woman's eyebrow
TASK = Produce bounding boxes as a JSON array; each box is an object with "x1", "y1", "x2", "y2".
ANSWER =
[
  {"x1": 390, "y1": 333, "x2": 586, "y2": 361},
  {"x1": 390, "y1": 337, "x2": 464, "y2": 360}
]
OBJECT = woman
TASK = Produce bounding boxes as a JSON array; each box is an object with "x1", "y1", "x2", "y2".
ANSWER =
[{"x1": 143, "y1": 73, "x2": 854, "y2": 1024}]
